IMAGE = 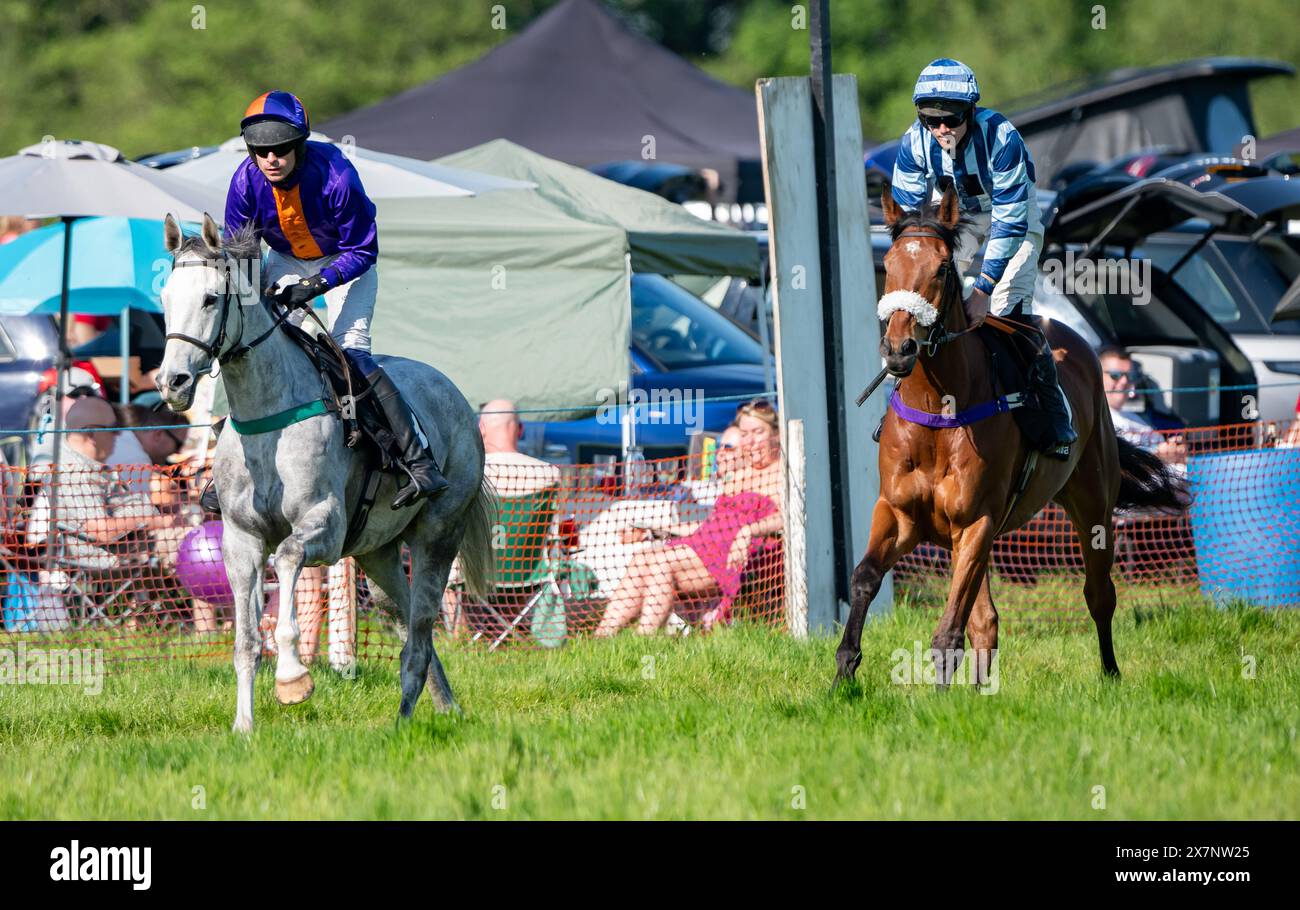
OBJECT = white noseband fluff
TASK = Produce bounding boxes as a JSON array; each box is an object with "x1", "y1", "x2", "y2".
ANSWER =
[{"x1": 877, "y1": 290, "x2": 938, "y2": 326}]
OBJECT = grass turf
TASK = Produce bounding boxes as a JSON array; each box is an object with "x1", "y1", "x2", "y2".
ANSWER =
[{"x1": 1, "y1": 602, "x2": 1297, "y2": 819}]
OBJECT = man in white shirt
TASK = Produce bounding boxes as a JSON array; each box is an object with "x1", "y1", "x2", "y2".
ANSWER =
[{"x1": 1100, "y1": 346, "x2": 1186, "y2": 465}]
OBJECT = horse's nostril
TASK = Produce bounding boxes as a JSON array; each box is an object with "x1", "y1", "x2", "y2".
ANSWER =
[
  {"x1": 168, "y1": 372, "x2": 192, "y2": 392},
  {"x1": 900, "y1": 338, "x2": 918, "y2": 357}
]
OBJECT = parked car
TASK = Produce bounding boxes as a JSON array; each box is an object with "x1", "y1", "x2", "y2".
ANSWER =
[
  {"x1": 523, "y1": 273, "x2": 773, "y2": 464},
  {"x1": 0, "y1": 314, "x2": 60, "y2": 464}
]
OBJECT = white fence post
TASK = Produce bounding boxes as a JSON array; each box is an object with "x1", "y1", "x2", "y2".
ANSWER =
[
  {"x1": 327, "y1": 558, "x2": 356, "y2": 673},
  {"x1": 784, "y1": 418, "x2": 809, "y2": 638}
]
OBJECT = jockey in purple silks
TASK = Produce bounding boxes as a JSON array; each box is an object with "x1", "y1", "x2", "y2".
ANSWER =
[{"x1": 220, "y1": 90, "x2": 447, "y2": 509}]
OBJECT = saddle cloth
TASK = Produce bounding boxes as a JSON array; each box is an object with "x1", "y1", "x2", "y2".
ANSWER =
[{"x1": 977, "y1": 310, "x2": 1059, "y2": 451}]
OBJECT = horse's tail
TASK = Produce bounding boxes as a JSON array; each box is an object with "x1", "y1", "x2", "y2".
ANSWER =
[
  {"x1": 1114, "y1": 434, "x2": 1191, "y2": 513},
  {"x1": 460, "y1": 476, "x2": 498, "y2": 600}
]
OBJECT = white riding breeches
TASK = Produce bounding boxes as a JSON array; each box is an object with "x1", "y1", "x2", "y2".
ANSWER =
[
  {"x1": 947, "y1": 210, "x2": 1042, "y2": 318},
  {"x1": 264, "y1": 249, "x2": 377, "y2": 353}
]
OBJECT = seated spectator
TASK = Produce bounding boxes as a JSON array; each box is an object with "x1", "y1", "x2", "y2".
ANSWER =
[
  {"x1": 108, "y1": 402, "x2": 191, "y2": 498},
  {"x1": 443, "y1": 400, "x2": 561, "y2": 636},
  {"x1": 1100, "y1": 346, "x2": 1186, "y2": 465},
  {"x1": 26, "y1": 397, "x2": 207, "y2": 629},
  {"x1": 595, "y1": 398, "x2": 784, "y2": 637},
  {"x1": 479, "y1": 398, "x2": 561, "y2": 492}
]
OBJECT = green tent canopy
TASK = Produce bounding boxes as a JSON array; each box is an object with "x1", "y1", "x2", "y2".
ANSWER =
[
  {"x1": 437, "y1": 139, "x2": 761, "y2": 278},
  {"x1": 357, "y1": 141, "x2": 760, "y2": 421}
]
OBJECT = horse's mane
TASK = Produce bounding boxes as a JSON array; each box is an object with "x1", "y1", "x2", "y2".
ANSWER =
[
  {"x1": 173, "y1": 224, "x2": 266, "y2": 294},
  {"x1": 889, "y1": 205, "x2": 969, "y2": 255}
]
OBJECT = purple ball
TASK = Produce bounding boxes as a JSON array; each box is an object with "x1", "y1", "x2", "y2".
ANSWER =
[{"x1": 176, "y1": 520, "x2": 234, "y2": 606}]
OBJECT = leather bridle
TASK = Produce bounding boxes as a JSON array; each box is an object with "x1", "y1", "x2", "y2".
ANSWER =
[
  {"x1": 892, "y1": 228, "x2": 981, "y2": 355},
  {"x1": 165, "y1": 252, "x2": 290, "y2": 366}
]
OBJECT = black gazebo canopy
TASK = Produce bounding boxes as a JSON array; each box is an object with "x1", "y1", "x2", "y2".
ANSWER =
[{"x1": 319, "y1": 0, "x2": 764, "y2": 202}]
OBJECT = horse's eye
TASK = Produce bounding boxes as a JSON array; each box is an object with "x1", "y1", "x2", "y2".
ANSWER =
[{"x1": 202, "y1": 294, "x2": 217, "y2": 308}]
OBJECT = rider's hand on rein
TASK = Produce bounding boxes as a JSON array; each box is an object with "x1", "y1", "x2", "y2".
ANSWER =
[
  {"x1": 276, "y1": 274, "x2": 330, "y2": 309},
  {"x1": 964, "y1": 287, "x2": 991, "y2": 329}
]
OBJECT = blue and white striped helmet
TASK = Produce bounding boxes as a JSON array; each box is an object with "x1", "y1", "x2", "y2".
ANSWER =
[{"x1": 912, "y1": 58, "x2": 980, "y2": 107}]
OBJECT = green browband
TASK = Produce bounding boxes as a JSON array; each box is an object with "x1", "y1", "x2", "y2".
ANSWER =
[{"x1": 229, "y1": 399, "x2": 329, "y2": 435}]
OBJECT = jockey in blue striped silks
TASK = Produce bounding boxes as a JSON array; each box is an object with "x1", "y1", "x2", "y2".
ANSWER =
[{"x1": 891, "y1": 59, "x2": 1077, "y2": 457}]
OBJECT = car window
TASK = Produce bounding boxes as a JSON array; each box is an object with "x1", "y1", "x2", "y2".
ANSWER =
[
  {"x1": 1141, "y1": 238, "x2": 1246, "y2": 326},
  {"x1": 1207, "y1": 237, "x2": 1300, "y2": 336},
  {"x1": 631, "y1": 274, "x2": 767, "y2": 369}
]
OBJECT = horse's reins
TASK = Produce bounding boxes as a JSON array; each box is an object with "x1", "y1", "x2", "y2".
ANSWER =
[
  {"x1": 166, "y1": 253, "x2": 293, "y2": 366},
  {"x1": 165, "y1": 254, "x2": 358, "y2": 425},
  {"x1": 854, "y1": 228, "x2": 979, "y2": 407}
]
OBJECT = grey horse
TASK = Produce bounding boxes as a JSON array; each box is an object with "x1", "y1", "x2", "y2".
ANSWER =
[{"x1": 156, "y1": 214, "x2": 495, "y2": 733}]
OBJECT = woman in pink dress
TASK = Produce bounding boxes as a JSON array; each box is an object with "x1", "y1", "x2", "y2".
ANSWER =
[{"x1": 595, "y1": 399, "x2": 784, "y2": 637}]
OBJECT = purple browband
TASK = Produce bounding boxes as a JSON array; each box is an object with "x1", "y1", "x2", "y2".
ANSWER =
[{"x1": 888, "y1": 388, "x2": 1023, "y2": 429}]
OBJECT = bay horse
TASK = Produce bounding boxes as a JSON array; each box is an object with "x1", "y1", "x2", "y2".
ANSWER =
[
  {"x1": 157, "y1": 214, "x2": 495, "y2": 732},
  {"x1": 834, "y1": 186, "x2": 1187, "y2": 689}
]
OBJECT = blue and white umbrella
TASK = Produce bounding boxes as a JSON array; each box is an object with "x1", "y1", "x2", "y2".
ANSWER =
[
  {"x1": 0, "y1": 139, "x2": 224, "y2": 465},
  {"x1": 0, "y1": 216, "x2": 178, "y2": 316}
]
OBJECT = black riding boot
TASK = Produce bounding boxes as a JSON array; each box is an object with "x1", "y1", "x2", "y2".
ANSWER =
[
  {"x1": 1027, "y1": 338, "x2": 1078, "y2": 460},
  {"x1": 367, "y1": 366, "x2": 450, "y2": 509}
]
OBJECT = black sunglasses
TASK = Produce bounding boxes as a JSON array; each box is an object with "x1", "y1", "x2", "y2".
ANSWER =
[
  {"x1": 920, "y1": 112, "x2": 966, "y2": 129},
  {"x1": 1105, "y1": 369, "x2": 1138, "y2": 382},
  {"x1": 251, "y1": 141, "x2": 296, "y2": 159}
]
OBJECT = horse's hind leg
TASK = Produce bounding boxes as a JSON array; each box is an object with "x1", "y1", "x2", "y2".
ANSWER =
[
  {"x1": 1056, "y1": 434, "x2": 1121, "y2": 677},
  {"x1": 834, "y1": 499, "x2": 918, "y2": 688},
  {"x1": 409, "y1": 536, "x2": 461, "y2": 716},
  {"x1": 355, "y1": 542, "x2": 411, "y2": 644}
]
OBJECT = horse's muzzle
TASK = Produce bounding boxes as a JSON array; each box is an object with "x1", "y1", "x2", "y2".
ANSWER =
[
  {"x1": 156, "y1": 366, "x2": 197, "y2": 412},
  {"x1": 881, "y1": 336, "x2": 919, "y2": 377}
]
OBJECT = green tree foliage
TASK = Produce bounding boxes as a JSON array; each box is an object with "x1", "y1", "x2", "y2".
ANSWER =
[
  {"x1": 0, "y1": 0, "x2": 1296, "y2": 159},
  {"x1": 708, "y1": 0, "x2": 1300, "y2": 144}
]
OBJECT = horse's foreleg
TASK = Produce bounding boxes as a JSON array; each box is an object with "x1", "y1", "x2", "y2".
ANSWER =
[
  {"x1": 932, "y1": 515, "x2": 996, "y2": 688},
  {"x1": 272, "y1": 537, "x2": 314, "y2": 705},
  {"x1": 223, "y1": 524, "x2": 265, "y2": 733},
  {"x1": 833, "y1": 499, "x2": 918, "y2": 688},
  {"x1": 967, "y1": 574, "x2": 998, "y2": 688}
]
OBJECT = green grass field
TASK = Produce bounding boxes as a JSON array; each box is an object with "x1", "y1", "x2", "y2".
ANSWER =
[{"x1": 2, "y1": 603, "x2": 1297, "y2": 820}]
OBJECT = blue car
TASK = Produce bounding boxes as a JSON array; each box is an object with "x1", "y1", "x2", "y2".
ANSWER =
[{"x1": 523, "y1": 273, "x2": 773, "y2": 464}]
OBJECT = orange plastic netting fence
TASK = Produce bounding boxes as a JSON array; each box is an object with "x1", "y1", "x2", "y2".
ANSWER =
[
  {"x1": 0, "y1": 444, "x2": 787, "y2": 665},
  {"x1": 1, "y1": 421, "x2": 1296, "y2": 667}
]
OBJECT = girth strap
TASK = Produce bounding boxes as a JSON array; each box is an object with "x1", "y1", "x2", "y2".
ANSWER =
[{"x1": 229, "y1": 399, "x2": 329, "y2": 435}]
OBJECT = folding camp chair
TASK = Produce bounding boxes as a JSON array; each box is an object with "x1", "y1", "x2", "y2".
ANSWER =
[{"x1": 448, "y1": 486, "x2": 596, "y2": 650}]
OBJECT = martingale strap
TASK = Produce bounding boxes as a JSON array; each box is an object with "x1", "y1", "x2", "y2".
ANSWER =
[
  {"x1": 889, "y1": 387, "x2": 1024, "y2": 429},
  {"x1": 229, "y1": 399, "x2": 329, "y2": 435}
]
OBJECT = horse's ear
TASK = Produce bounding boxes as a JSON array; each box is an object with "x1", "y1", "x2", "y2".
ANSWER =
[
  {"x1": 163, "y1": 214, "x2": 182, "y2": 253},
  {"x1": 201, "y1": 213, "x2": 222, "y2": 253},
  {"x1": 937, "y1": 184, "x2": 960, "y2": 229},
  {"x1": 881, "y1": 181, "x2": 902, "y2": 227}
]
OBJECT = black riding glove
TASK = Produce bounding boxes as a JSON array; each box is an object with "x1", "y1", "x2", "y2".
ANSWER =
[{"x1": 277, "y1": 274, "x2": 330, "y2": 309}]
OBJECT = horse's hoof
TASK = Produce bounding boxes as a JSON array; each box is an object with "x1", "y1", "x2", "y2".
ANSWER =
[
  {"x1": 275, "y1": 671, "x2": 315, "y2": 705},
  {"x1": 232, "y1": 718, "x2": 254, "y2": 735}
]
